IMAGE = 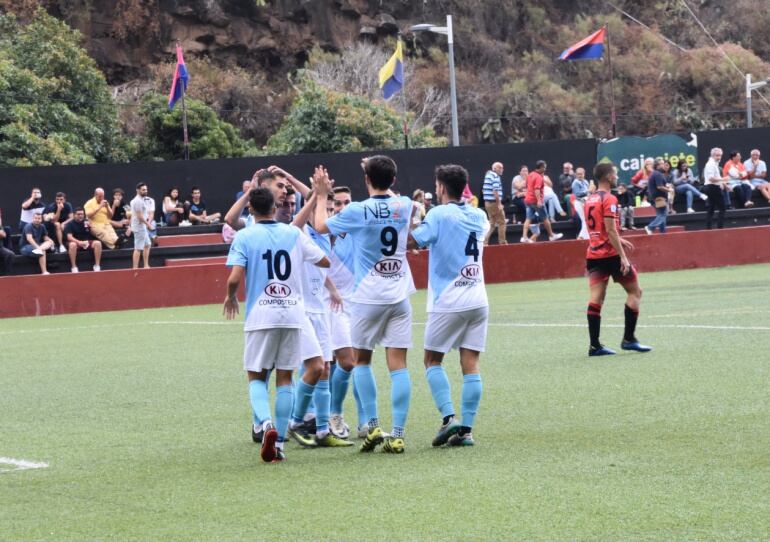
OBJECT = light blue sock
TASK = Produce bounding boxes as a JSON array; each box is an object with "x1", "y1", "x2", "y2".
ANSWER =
[
  {"x1": 353, "y1": 378, "x2": 366, "y2": 426},
  {"x1": 313, "y1": 379, "x2": 330, "y2": 434},
  {"x1": 329, "y1": 361, "x2": 337, "y2": 381},
  {"x1": 461, "y1": 373, "x2": 483, "y2": 429},
  {"x1": 275, "y1": 385, "x2": 293, "y2": 440},
  {"x1": 390, "y1": 368, "x2": 411, "y2": 437},
  {"x1": 353, "y1": 365, "x2": 378, "y2": 425},
  {"x1": 248, "y1": 380, "x2": 271, "y2": 427},
  {"x1": 330, "y1": 366, "x2": 352, "y2": 414},
  {"x1": 425, "y1": 365, "x2": 455, "y2": 418},
  {"x1": 291, "y1": 380, "x2": 315, "y2": 424},
  {"x1": 298, "y1": 363, "x2": 316, "y2": 416}
]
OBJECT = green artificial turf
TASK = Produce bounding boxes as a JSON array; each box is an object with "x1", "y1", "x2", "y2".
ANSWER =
[{"x1": 1, "y1": 264, "x2": 769, "y2": 541}]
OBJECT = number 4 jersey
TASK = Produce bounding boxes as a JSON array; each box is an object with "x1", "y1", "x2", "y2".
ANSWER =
[
  {"x1": 226, "y1": 221, "x2": 326, "y2": 331},
  {"x1": 326, "y1": 195, "x2": 416, "y2": 305},
  {"x1": 412, "y1": 202, "x2": 490, "y2": 313}
]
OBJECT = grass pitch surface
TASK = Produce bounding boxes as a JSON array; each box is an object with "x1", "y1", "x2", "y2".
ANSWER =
[{"x1": 1, "y1": 264, "x2": 769, "y2": 541}]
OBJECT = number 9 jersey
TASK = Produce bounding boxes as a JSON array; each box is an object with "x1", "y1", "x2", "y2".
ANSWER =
[
  {"x1": 412, "y1": 202, "x2": 490, "y2": 313},
  {"x1": 226, "y1": 221, "x2": 327, "y2": 331},
  {"x1": 325, "y1": 195, "x2": 416, "y2": 305}
]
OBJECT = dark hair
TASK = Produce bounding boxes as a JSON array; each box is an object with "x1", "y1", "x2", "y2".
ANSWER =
[
  {"x1": 55, "y1": 192, "x2": 66, "y2": 199},
  {"x1": 677, "y1": 161, "x2": 688, "y2": 172},
  {"x1": 249, "y1": 187, "x2": 275, "y2": 216},
  {"x1": 593, "y1": 162, "x2": 615, "y2": 181},
  {"x1": 191, "y1": 186, "x2": 200, "y2": 193},
  {"x1": 333, "y1": 186, "x2": 351, "y2": 195},
  {"x1": 285, "y1": 186, "x2": 295, "y2": 196},
  {"x1": 364, "y1": 155, "x2": 397, "y2": 190},
  {"x1": 113, "y1": 188, "x2": 125, "y2": 197},
  {"x1": 167, "y1": 186, "x2": 180, "y2": 197},
  {"x1": 435, "y1": 164, "x2": 469, "y2": 199},
  {"x1": 74, "y1": 206, "x2": 85, "y2": 213},
  {"x1": 257, "y1": 171, "x2": 276, "y2": 185},
  {"x1": 535, "y1": 160, "x2": 547, "y2": 170},
  {"x1": 728, "y1": 150, "x2": 740, "y2": 160},
  {"x1": 520, "y1": 165, "x2": 528, "y2": 172},
  {"x1": 136, "y1": 182, "x2": 147, "y2": 191}
]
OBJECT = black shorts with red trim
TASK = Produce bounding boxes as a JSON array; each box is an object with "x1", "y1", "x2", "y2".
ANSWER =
[{"x1": 586, "y1": 255, "x2": 638, "y2": 286}]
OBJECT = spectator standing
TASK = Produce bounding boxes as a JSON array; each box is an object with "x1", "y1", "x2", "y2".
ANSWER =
[
  {"x1": 510, "y1": 165, "x2": 528, "y2": 223},
  {"x1": 84, "y1": 188, "x2": 118, "y2": 249},
  {"x1": 19, "y1": 188, "x2": 46, "y2": 232},
  {"x1": 110, "y1": 188, "x2": 132, "y2": 243},
  {"x1": 672, "y1": 161, "x2": 708, "y2": 213},
  {"x1": 424, "y1": 192, "x2": 434, "y2": 211},
  {"x1": 703, "y1": 147, "x2": 729, "y2": 229},
  {"x1": 645, "y1": 159, "x2": 674, "y2": 234},
  {"x1": 131, "y1": 183, "x2": 155, "y2": 269},
  {"x1": 572, "y1": 167, "x2": 591, "y2": 240},
  {"x1": 42, "y1": 192, "x2": 73, "y2": 253},
  {"x1": 64, "y1": 207, "x2": 102, "y2": 273},
  {"x1": 482, "y1": 162, "x2": 507, "y2": 245},
  {"x1": 412, "y1": 189, "x2": 426, "y2": 225},
  {"x1": 744, "y1": 149, "x2": 770, "y2": 203},
  {"x1": 521, "y1": 160, "x2": 563, "y2": 243},
  {"x1": 188, "y1": 187, "x2": 222, "y2": 224},
  {"x1": 630, "y1": 158, "x2": 654, "y2": 202},
  {"x1": 19, "y1": 211, "x2": 53, "y2": 275},
  {"x1": 616, "y1": 184, "x2": 635, "y2": 230},
  {"x1": 0, "y1": 209, "x2": 13, "y2": 275},
  {"x1": 163, "y1": 187, "x2": 188, "y2": 226},
  {"x1": 722, "y1": 151, "x2": 753, "y2": 208}
]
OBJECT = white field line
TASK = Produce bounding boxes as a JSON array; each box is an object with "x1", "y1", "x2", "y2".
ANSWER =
[
  {"x1": 0, "y1": 323, "x2": 143, "y2": 337},
  {"x1": 0, "y1": 457, "x2": 49, "y2": 473}
]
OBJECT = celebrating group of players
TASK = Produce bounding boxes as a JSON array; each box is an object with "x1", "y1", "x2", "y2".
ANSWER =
[{"x1": 223, "y1": 157, "x2": 651, "y2": 464}]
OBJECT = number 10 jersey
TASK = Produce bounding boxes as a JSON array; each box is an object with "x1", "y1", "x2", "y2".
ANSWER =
[
  {"x1": 412, "y1": 202, "x2": 490, "y2": 313},
  {"x1": 326, "y1": 195, "x2": 416, "y2": 305}
]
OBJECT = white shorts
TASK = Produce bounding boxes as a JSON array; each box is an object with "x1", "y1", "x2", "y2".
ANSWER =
[
  {"x1": 300, "y1": 313, "x2": 325, "y2": 362},
  {"x1": 133, "y1": 227, "x2": 152, "y2": 249},
  {"x1": 329, "y1": 305, "x2": 352, "y2": 352},
  {"x1": 424, "y1": 306, "x2": 489, "y2": 354},
  {"x1": 243, "y1": 328, "x2": 301, "y2": 372},
  {"x1": 305, "y1": 312, "x2": 332, "y2": 361},
  {"x1": 350, "y1": 298, "x2": 413, "y2": 351}
]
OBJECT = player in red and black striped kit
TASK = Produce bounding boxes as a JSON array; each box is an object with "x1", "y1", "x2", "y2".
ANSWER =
[{"x1": 584, "y1": 162, "x2": 652, "y2": 356}]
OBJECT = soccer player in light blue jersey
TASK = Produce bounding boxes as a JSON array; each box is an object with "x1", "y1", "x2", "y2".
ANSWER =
[
  {"x1": 410, "y1": 165, "x2": 490, "y2": 447},
  {"x1": 313, "y1": 158, "x2": 415, "y2": 454},
  {"x1": 224, "y1": 188, "x2": 330, "y2": 463}
]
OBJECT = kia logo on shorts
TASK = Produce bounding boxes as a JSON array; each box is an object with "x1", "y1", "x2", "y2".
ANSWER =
[
  {"x1": 460, "y1": 264, "x2": 481, "y2": 280},
  {"x1": 264, "y1": 282, "x2": 292, "y2": 298},
  {"x1": 374, "y1": 258, "x2": 402, "y2": 275}
]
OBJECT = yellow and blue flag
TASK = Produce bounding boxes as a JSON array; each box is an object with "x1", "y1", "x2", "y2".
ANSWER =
[{"x1": 378, "y1": 39, "x2": 404, "y2": 100}]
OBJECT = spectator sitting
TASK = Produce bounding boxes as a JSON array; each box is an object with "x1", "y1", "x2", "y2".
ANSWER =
[
  {"x1": 510, "y1": 165, "x2": 528, "y2": 224},
  {"x1": 558, "y1": 162, "x2": 575, "y2": 198},
  {"x1": 0, "y1": 209, "x2": 13, "y2": 275},
  {"x1": 19, "y1": 211, "x2": 53, "y2": 275},
  {"x1": 543, "y1": 174, "x2": 567, "y2": 221},
  {"x1": 84, "y1": 188, "x2": 118, "y2": 249},
  {"x1": 42, "y1": 192, "x2": 73, "y2": 253},
  {"x1": 188, "y1": 187, "x2": 221, "y2": 224},
  {"x1": 722, "y1": 151, "x2": 753, "y2": 208},
  {"x1": 571, "y1": 167, "x2": 591, "y2": 240},
  {"x1": 424, "y1": 191, "x2": 433, "y2": 211},
  {"x1": 412, "y1": 189, "x2": 426, "y2": 225},
  {"x1": 630, "y1": 158, "x2": 654, "y2": 203},
  {"x1": 163, "y1": 187, "x2": 188, "y2": 226},
  {"x1": 672, "y1": 161, "x2": 708, "y2": 213},
  {"x1": 65, "y1": 207, "x2": 102, "y2": 273},
  {"x1": 110, "y1": 188, "x2": 132, "y2": 243},
  {"x1": 19, "y1": 187, "x2": 46, "y2": 232},
  {"x1": 744, "y1": 149, "x2": 770, "y2": 204},
  {"x1": 617, "y1": 184, "x2": 635, "y2": 230}
]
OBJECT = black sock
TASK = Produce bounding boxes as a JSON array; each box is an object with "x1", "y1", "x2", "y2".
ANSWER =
[
  {"x1": 587, "y1": 303, "x2": 602, "y2": 348},
  {"x1": 458, "y1": 426, "x2": 472, "y2": 436},
  {"x1": 624, "y1": 304, "x2": 639, "y2": 342},
  {"x1": 442, "y1": 415, "x2": 454, "y2": 426}
]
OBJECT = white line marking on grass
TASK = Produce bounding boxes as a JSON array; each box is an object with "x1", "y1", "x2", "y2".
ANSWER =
[
  {"x1": 0, "y1": 323, "x2": 141, "y2": 336},
  {"x1": 0, "y1": 457, "x2": 49, "y2": 473},
  {"x1": 149, "y1": 321, "x2": 240, "y2": 325}
]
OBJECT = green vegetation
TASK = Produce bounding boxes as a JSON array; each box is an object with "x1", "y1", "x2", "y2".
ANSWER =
[
  {"x1": 0, "y1": 9, "x2": 128, "y2": 166},
  {"x1": 137, "y1": 92, "x2": 259, "y2": 161},
  {"x1": 2, "y1": 265, "x2": 769, "y2": 540}
]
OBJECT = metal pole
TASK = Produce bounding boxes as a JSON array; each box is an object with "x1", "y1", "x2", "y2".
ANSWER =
[
  {"x1": 399, "y1": 35, "x2": 409, "y2": 149},
  {"x1": 446, "y1": 15, "x2": 460, "y2": 147},
  {"x1": 746, "y1": 73, "x2": 753, "y2": 128},
  {"x1": 605, "y1": 24, "x2": 617, "y2": 138},
  {"x1": 180, "y1": 84, "x2": 190, "y2": 160}
]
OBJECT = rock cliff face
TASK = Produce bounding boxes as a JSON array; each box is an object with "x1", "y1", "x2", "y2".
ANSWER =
[{"x1": 54, "y1": 0, "x2": 423, "y2": 83}]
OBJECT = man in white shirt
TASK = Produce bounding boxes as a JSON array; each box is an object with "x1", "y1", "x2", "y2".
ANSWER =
[
  {"x1": 703, "y1": 147, "x2": 729, "y2": 229},
  {"x1": 744, "y1": 149, "x2": 770, "y2": 203}
]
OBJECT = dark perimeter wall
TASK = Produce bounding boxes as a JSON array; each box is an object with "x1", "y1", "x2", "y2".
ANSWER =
[{"x1": 0, "y1": 139, "x2": 597, "y2": 233}]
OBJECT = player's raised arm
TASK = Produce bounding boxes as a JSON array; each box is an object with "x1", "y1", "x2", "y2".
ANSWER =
[
  {"x1": 311, "y1": 166, "x2": 333, "y2": 234},
  {"x1": 268, "y1": 165, "x2": 311, "y2": 199},
  {"x1": 291, "y1": 192, "x2": 317, "y2": 228},
  {"x1": 225, "y1": 170, "x2": 262, "y2": 230}
]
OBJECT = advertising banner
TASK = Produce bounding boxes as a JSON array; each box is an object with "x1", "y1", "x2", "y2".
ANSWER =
[{"x1": 597, "y1": 133, "x2": 698, "y2": 185}]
